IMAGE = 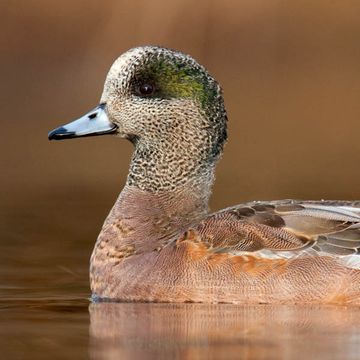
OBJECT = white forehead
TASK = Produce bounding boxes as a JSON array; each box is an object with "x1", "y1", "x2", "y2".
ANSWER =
[{"x1": 107, "y1": 47, "x2": 146, "y2": 78}]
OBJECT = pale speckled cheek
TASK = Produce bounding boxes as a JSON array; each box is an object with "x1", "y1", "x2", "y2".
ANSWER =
[{"x1": 106, "y1": 96, "x2": 205, "y2": 140}]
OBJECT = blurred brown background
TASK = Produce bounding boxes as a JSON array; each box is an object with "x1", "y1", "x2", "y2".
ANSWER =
[{"x1": 1, "y1": 0, "x2": 360, "y2": 290}]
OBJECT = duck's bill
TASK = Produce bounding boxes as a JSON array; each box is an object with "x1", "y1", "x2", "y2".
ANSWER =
[{"x1": 48, "y1": 104, "x2": 117, "y2": 140}]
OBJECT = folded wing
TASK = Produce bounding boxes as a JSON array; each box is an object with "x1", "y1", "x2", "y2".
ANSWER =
[{"x1": 193, "y1": 200, "x2": 360, "y2": 266}]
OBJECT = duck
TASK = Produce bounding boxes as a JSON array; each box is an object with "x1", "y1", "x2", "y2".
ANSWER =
[{"x1": 48, "y1": 46, "x2": 360, "y2": 304}]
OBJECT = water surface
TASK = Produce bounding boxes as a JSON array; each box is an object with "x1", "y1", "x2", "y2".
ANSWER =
[{"x1": 2, "y1": 298, "x2": 360, "y2": 360}]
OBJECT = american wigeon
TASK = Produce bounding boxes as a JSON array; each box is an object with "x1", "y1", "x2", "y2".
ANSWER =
[{"x1": 49, "y1": 46, "x2": 360, "y2": 304}]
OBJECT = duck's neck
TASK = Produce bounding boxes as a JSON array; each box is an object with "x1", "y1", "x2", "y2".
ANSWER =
[{"x1": 126, "y1": 139, "x2": 217, "y2": 193}]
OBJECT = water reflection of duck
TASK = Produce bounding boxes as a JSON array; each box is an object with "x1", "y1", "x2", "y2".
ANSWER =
[
  {"x1": 89, "y1": 303, "x2": 360, "y2": 358},
  {"x1": 49, "y1": 46, "x2": 360, "y2": 304}
]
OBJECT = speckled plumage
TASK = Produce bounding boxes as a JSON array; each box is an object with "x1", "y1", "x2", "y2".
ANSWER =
[
  {"x1": 101, "y1": 46, "x2": 227, "y2": 193},
  {"x1": 51, "y1": 46, "x2": 360, "y2": 304}
]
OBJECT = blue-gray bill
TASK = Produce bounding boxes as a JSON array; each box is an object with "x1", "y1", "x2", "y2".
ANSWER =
[{"x1": 48, "y1": 104, "x2": 117, "y2": 140}]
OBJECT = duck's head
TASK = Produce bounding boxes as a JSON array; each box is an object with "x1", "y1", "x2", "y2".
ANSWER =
[{"x1": 49, "y1": 46, "x2": 227, "y2": 191}]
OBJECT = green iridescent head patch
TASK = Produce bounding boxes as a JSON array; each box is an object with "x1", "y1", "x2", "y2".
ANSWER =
[{"x1": 135, "y1": 58, "x2": 218, "y2": 109}]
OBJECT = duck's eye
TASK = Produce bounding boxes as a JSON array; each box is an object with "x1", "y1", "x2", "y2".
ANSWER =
[{"x1": 138, "y1": 83, "x2": 155, "y2": 96}]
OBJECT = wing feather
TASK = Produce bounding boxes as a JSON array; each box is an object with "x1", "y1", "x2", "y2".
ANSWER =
[{"x1": 193, "y1": 200, "x2": 360, "y2": 268}]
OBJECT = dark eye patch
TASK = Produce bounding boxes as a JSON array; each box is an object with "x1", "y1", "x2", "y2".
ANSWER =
[
  {"x1": 132, "y1": 74, "x2": 158, "y2": 98},
  {"x1": 130, "y1": 58, "x2": 209, "y2": 101}
]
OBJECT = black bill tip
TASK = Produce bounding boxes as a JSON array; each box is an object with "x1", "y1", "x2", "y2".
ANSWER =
[
  {"x1": 48, "y1": 125, "x2": 118, "y2": 141},
  {"x1": 48, "y1": 127, "x2": 76, "y2": 141}
]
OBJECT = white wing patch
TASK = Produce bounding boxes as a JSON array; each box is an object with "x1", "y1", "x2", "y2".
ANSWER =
[
  {"x1": 289, "y1": 204, "x2": 360, "y2": 222},
  {"x1": 231, "y1": 249, "x2": 360, "y2": 270}
]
